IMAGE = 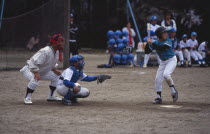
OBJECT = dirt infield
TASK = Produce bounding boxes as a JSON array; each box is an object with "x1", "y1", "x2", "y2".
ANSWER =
[{"x1": 0, "y1": 54, "x2": 210, "y2": 134}]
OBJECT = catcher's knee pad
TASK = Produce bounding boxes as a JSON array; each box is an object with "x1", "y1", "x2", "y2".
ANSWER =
[
  {"x1": 76, "y1": 87, "x2": 90, "y2": 98},
  {"x1": 56, "y1": 85, "x2": 69, "y2": 96}
]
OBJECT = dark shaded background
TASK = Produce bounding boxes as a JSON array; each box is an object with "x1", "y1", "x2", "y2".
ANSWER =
[{"x1": 0, "y1": 0, "x2": 210, "y2": 49}]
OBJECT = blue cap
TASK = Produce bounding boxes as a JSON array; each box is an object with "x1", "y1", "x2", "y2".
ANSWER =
[
  {"x1": 170, "y1": 28, "x2": 177, "y2": 33},
  {"x1": 191, "y1": 32, "x2": 197, "y2": 36},
  {"x1": 150, "y1": 16, "x2": 157, "y2": 21},
  {"x1": 182, "y1": 34, "x2": 188, "y2": 39}
]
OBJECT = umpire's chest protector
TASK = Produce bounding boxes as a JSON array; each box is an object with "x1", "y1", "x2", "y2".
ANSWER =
[{"x1": 69, "y1": 66, "x2": 83, "y2": 83}]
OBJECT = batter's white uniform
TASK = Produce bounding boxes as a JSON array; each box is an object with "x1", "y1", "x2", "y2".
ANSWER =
[
  {"x1": 179, "y1": 40, "x2": 191, "y2": 62},
  {"x1": 198, "y1": 42, "x2": 207, "y2": 58},
  {"x1": 56, "y1": 68, "x2": 90, "y2": 98},
  {"x1": 187, "y1": 39, "x2": 204, "y2": 64},
  {"x1": 20, "y1": 46, "x2": 59, "y2": 96}
]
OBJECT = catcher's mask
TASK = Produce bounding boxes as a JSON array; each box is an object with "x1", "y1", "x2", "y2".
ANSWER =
[{"x1": 69, "y1": 55, "x2": 85, "y2": 70}]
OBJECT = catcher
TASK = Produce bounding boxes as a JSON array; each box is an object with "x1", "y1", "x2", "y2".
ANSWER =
[{"x1": 56, "y1": 55, "x2": 111, "y2": 105}]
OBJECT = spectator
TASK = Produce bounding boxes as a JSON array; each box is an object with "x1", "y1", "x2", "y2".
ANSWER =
[
  {"x1": 122, "y1": 22, "x2": 136, "y2": 51},
  {"x1": 161, "y1": 11, "x2": 177, "y2": 31}
]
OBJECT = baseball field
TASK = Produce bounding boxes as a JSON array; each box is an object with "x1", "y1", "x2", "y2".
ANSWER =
[{"x1": 0, "y1": 53, "x2": 210, "y2": 134}]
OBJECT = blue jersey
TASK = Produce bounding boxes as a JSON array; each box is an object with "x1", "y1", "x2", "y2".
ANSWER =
[{"x1": 149, "y1": 38, "x2": 175, "y2": 61}]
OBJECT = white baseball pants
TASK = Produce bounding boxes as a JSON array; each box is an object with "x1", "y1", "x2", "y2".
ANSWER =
[
  {"x1": 56, "y1": 84, "x2": 90, "y2": 98},
  {"x1": 182, "y1": 49, "x2": 191, "y2": 62},
  {"x1": 155, "y1": 56, "x2": 177, "y2": 92},
  {"x1": 20, "y1": 65, "x2": 58, "y2": 91},
  {"x1": 174, "y1": 50, "x2": 184, "y2": 61}
]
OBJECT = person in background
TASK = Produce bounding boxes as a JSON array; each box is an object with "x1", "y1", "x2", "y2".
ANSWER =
[
  {"x1": 198, "y1": 41, "x2": 208, "y2": 61},
  {"x1": 122, "y1": 21, "x2": 136, "y2": 52},
  {"x1": 179, "y1": 34, "x2": 192, "y2": 67},
  {"x1": 69, "y1": 13, "x2": 79, "y2": 56},
  {"x1": 161, "y1": 11, "x2": 177, "y2": 31},
  {"x1": 187, "y1": 32, "x2": 206, "y2": 67},
  {"x1": 169, "y1": 28, "x2": 185, "y2": 67}
]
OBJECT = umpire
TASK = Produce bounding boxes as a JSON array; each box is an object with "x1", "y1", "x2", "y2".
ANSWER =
[{"x1": 69, "y1": 13, "x2": 79, "y2": 55}]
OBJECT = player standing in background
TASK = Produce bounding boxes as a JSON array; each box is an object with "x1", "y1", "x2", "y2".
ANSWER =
[
  {"x1": 69, "y1": 13, "x2": 79, "y2": 55},
  {"x1": 57, "y1": 55, "x2": 111, "y2": 105},
  {"x1": 147, "y1": 27, "x2": 178, "y2": 104},
  {"x1": 20, "y1": 34, "x2": 64, "y2": 104},
  {"x1": 179, "y1": 34, "x2": 192, "y2": 67},
  {"x1": 161, "y1": 11, "x2": 177, "y2": 31},
  {"x1": 187, "y1": 32, "x2": 206, "y2": 67},
  {"x1": 143, "y1": 16, "x2": 160, "y2": 68},
  {"x1": 169, "y1": 28, "x2": 185, "y2": 67},
  {"x1": 198, "y1": 41, "x2": 208, "y2": 61},
  {"x1": 122, "y1": 22, "x2": 136, "y2": 52}
]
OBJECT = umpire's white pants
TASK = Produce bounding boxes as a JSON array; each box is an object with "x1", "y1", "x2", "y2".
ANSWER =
[
  {"x1": 56, "y1": 84, "x2": 90, "y2": 98},
  {"x1": 155, "y1": 56, "x2": 177, "y2": 92},
  {"x1": 20, "y1": 65, "x2": 58, "y2": 90},
  {"x1": 144, "y1": 52, "x2": 160, "y2": 65},
  {"x1": 182, "y1": 49, "x2": 191, "y2": 62},
  {"x1": 198, "y1": 51, "x2": 206, "y2": 59},
  {"x1": 190, "y1": 50, "x2": 203, "y2": 61},
  {"x1": 174, "y1": 50, "x2": 184, "y2": 61}
]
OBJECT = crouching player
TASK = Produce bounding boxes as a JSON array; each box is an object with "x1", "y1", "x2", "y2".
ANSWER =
[
  {"x1": 56, "y1": 55, "x2": 111, "y2": 105},
  {"x1": 147, "y1": 27, "x2": 178, "y2": 104}
]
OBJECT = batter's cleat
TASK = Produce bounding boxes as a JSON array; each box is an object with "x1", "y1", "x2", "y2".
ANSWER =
[
  {"x1": 62, "y1": 98, "x2": 72, "y2": 105},
  {"x1": 47, "y1": 96, "x2": 62, "y2": 101},
  {"x1": 143, "y1": 64, "x2": 147, "y2": 68},
  {"x1": 171, "y1": 90, "x2": 178, "y2": 102},
  {"x1": 24, "y1": 98, "x2": 33, "y2": 105},
  {"x1": 153, "y1": 98, "x2": 162, "y2": 104}
]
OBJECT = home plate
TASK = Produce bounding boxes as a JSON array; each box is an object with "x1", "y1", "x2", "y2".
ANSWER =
[{"x1": 160, "y1": 105, "x2": 183, "y2": 109}]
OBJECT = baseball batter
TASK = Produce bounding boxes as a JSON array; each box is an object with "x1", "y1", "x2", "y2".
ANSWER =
[
  {"x1": 20, "y1": 34, "x2": 64, "y2": 104},
  {"x1": 56, "y1": 55, "x2": 111, "y2": 105},
  {"x1": 147, "y1": 26, "x2": 178, "y2": 104}
]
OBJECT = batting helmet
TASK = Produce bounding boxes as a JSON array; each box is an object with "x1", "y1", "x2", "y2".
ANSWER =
[
  {"x1": 155, "y1": 26, "x2": 167, "y2": 38},
  {"x1": 116, "y1": 39, "x2": 123, "y2": 44},
  {"x1": 108, "y1": 39, "x2": 116, "y2": 46},
  {"x1": 121, "y1": 54, "x2": 127, "y2": 64},
  {"x1": 113, "y1": 54, "x2": 121, "y2": 64},
  {"x1": 115, "y1": 30, "x2": 122, "y2": 38},
  {"x1": 107, "y1": 30, "x2": 115, "y2": 39},
  {"x1": 122, "y1": 31, "x2": 128, "y2": 37},
  {"x1": 127, "y1": 53, "x2": 134, "y2": 62},
  {"x1": 122, "y1": 38, "x2": 129, "y2": 45}
]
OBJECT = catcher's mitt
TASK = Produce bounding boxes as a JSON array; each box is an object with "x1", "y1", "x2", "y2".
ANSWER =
[{"x1": 97, "y1": 75, "x2": 111, "y2": 84}]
